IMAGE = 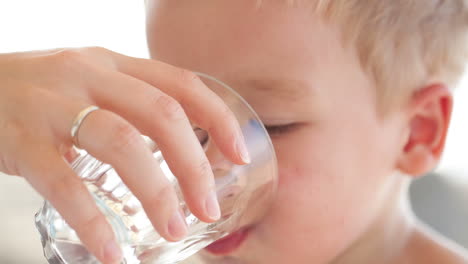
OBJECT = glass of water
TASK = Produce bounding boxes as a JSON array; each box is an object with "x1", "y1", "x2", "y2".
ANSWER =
[{"x1": 35, "y1": 73, "x2": 278, "y2": 264}]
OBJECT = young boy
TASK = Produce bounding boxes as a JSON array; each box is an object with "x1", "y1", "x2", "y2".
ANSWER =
[{"x1": 145, "y1": 0, "x2": 468, "y2": 263}]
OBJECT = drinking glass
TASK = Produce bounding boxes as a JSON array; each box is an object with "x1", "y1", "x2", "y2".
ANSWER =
[{"x1": 35, "y1": 73, "x2": 278, "y2": 264}]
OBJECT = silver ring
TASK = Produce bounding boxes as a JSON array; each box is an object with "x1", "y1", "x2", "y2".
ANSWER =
[{"x1": 70, "y1": 105, "x2": 100, "y2": 149}]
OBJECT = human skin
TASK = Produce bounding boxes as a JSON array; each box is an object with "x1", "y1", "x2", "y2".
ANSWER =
[
  {"x1": 146, "y1": 1, "x2": 468, "y2": 263},
  {"x1": 0, "y1": 47, "x2": 249, "y2": 263}
]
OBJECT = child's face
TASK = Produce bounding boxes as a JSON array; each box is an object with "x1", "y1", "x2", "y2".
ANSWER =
[{"x1": 147, "y1": 1, "x2": 406, "y2": 263}]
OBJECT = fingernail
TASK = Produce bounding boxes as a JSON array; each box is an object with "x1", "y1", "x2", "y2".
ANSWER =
[
  {"x1": 236, "y1": 133, "x2": 251, "y2": 164},
  {"x1": 103, "y1": 240, "x2": 122, "y2": 264},
  {"x1": 168, "y1": 209, "x2": 188, "y2": 240},
  {"x1": 205, "y1": 190, "x2": 221, "y2": 221}
]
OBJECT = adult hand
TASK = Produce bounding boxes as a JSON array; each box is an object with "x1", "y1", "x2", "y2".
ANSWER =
[{"x1": 0, "y1": 47, "x2": 249, "y2": 264}]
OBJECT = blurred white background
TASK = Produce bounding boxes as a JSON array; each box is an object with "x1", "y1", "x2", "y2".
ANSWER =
[{"x1": 0, "y1": 1, "x2": 467, "y2": 263}]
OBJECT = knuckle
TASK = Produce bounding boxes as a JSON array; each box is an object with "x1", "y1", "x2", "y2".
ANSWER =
[
  {"x1": 46, "y1": 173, "x2": 83, "y2": 203},
  {"x1": 219, "y1": 104, "x2": 236, "y2": 122},
  {"x1": 149, "y1": 182, "x2": 174, "y2": 203},
  {"x1": 142, "y1": 182, "x2": 175, "y2": 212},
  {"x1": 80, "y1": 46, "x2": 114, "y2": 66},
  {"x1": 50, "y1": 48, "x2": 91, "y2": 72},
  {"x1": 208, "y1": 104, "x2": 237, "y2": 133},
  {"x1": 55, "y1": 49, "x2": 87, "y2": 63},
  {"x1": 49, "y1": 47, "x2": 115, "y2": 74},
  {"x1": 154, "y1": 94, "x2": 186, "y2": 122},
  {"x1": 81, "y1": 46, "x2": 109, "y2": 55},
  {"x1": 193, "y1": 159, "x2": 212, "y2": 181},
  {"x1": 175, "y1": 69, "x2": 199, "y2": 89},
  {"x1": 73, "y1": 213, "x2": 105, "y2": 236},
  {"x1": 0, "y1": 154, "x2": 20, "y2": 176},
  {"x1": 108, "y1": 121, "x2": 141, "y2": 154}
]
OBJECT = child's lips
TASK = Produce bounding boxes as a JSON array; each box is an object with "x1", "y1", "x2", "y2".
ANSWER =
[{"x1": 204, "y1": 227, "x2": 251, "y2": 256}]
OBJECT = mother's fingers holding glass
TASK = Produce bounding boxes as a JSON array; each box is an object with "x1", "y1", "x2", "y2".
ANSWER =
[
  {"x1": 72, "y1": 108, "x2": 190, "y2": 240},
  {"x1": 0, "y1": 47, "x2": 250, "y2": 263},
  {"x1": 18, "y1": 143, "x2": 123, "y2": 264},
  {"x1": 108, "y1": 52, "x2": 251, "y2": 165},
  {"x1": 89, "y1": 72, "x2": 221, "y2": 223}
]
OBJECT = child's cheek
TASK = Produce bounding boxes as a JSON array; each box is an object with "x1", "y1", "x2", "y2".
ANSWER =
[
  {"x1": 275, "y1": 162, "x2": 323, "y2": 210},
  {"x1": 276, "y1": 152, "x2": 326, "y2": 192}
]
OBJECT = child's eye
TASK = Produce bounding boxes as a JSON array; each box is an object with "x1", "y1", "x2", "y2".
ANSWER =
[{"x1": 263, "y1": 123, "x2": 298, "y2": 136}]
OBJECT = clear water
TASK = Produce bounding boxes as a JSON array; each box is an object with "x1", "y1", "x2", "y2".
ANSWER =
[
  {"x1": 36, "y1": 176, "x2": 229, "y2": 264},
  {"x1": 36, "y1": 113, "x2": 277, "y2": 263},
  {"x1": 35, "y1": 154, "x2": 233, "y2": 264}
]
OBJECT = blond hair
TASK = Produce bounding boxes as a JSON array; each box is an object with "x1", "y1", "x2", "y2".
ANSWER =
[{"x1": 260, "y1": 0, "x2": 468, "y2": 112}]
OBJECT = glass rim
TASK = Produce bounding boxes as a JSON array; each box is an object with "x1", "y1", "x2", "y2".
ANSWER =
[{"x1": 194, "y1": 71, "x2": 278, "y2": 184}]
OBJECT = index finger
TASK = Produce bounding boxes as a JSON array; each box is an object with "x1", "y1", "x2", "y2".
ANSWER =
[{"x1": 110, "y1": 53, "x2": 250, "y2": 165}]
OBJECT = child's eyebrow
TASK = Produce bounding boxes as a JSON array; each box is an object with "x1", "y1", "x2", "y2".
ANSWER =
[{"x1": 244, "y1": 78, "x2": 312, "y2": 101}]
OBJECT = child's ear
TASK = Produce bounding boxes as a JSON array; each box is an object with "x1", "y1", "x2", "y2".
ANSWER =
[{"x1": 396, "y1": 84, "x2": 453, "y2": 177}]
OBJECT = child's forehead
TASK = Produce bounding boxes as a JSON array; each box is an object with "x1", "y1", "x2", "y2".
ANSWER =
[{"x1": 148, "y1": 0, "x2": 352, "y2": 101}]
